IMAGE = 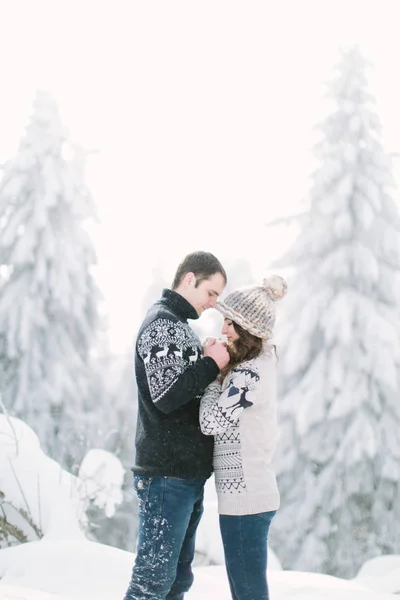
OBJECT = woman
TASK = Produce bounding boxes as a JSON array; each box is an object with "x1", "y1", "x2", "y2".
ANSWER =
[{"x1": 200, "y1": 275, "x2": 287, "y2": 600}]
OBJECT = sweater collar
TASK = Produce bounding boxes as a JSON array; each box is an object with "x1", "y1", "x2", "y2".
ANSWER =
[{"x1": 160, "y1": 289, "x2": 199, "y2": 321}]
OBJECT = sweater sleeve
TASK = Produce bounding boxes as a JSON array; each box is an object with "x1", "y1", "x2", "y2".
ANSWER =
[
  {"x1": 200, "y1": 364, "x2": 261, "y2": 435},
  {"x1": 137, "y1": 317, "x2": 220, "y2": 414}
]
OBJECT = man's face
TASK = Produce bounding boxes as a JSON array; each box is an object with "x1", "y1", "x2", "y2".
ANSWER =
[{"x1": 186, "y1": 272, "x2": 226, "y2": 316}]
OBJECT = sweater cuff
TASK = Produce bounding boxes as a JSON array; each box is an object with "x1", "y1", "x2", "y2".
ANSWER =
[{"x1": 202, "y1": 356, "x2": 220, "y2": 382}]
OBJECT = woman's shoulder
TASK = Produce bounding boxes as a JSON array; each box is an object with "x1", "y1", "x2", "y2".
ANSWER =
[
  {"x1": 222, "y1": 345, "x2": 277, "y2": 386},
  {"x1": 261, "y1": 342, "x2": 278, "y2": 360},
  {"x1": 247, "y1": 344, "x2": 277, "y2": 367},
  {"x1": 230, "y1": 347, "x2": 275, "y2": 379}
]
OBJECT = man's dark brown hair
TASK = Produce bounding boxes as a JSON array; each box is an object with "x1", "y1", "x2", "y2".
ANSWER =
[{"x1": 171, "y1": 251, "x2": 227, "y2": 290}]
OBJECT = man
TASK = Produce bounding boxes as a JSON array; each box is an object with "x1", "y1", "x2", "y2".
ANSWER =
[{"x1": 123, "y1": 251, "x2": 229, "y2": 600}]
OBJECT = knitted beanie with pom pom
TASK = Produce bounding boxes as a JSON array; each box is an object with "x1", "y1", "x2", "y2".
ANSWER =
[{"x1": 216, "y1": 275, "x2": 287, "y2": 340}]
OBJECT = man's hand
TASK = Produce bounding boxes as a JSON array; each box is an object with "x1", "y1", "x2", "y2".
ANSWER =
[
  {"x1": 204, "y1": 338, "x2": 230, "y2": 370},
  {"x1": 203, "y1": 337, "x2": 228, "y2": 348}
]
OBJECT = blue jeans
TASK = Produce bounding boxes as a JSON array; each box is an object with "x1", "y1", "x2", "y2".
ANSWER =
[
  {"x1": 123, "y1": 474, "x2": 206, "y2": 600},
  {"x1": 219, "y1": 511, "x2": 276, "y2": 600}
]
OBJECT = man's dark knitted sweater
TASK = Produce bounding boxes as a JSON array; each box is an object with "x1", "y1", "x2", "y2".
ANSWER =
[{"x1": 132, "y1": 289, "x2": 220, "y2": 479}]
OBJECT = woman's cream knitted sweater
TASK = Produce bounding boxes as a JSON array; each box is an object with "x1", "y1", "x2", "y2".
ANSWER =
[{"x1": 199, "y1": 346, "x2": 280, "y2": 516}]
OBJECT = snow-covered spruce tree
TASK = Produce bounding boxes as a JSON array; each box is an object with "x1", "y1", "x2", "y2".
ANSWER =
[
  {"x1": 86, "y1": 350, "x2": 138, "y2": 551},
  {"x1": 270, "y1": 48, "x2": 400, "y2": 578},
  {"x1": 0, "y1": 91, "x2": 102, "y2": 467}
]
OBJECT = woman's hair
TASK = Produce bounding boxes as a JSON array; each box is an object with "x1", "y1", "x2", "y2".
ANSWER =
[{"x1": 220, "y1": 321, "x2": 264, "y2": 380}]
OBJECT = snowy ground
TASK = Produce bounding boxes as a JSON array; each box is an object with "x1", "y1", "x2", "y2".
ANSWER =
[
  {"x1": 1, "y1": 538, "x2": 400, "y2": 600},
  {"x1": 1, "y1": 415, "x2": 400, "y2": 600}
]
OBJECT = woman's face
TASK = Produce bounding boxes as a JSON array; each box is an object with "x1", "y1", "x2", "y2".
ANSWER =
[{"x1": 221, "y1": 318, "x2": 240, "y2": 343}]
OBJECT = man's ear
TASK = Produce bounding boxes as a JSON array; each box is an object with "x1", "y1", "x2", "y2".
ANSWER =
[{"x1": 183, "y1": 272, "x2": 196, "y2": 287}]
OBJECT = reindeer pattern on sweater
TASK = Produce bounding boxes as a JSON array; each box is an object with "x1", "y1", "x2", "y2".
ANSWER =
[{"x1": 138, "y1": 318, "x2": 202, "y2": 406}]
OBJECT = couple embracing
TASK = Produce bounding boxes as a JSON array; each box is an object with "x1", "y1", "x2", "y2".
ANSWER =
[{"x1": 123, "y1": 251, "x2": 287, "y2": 600}]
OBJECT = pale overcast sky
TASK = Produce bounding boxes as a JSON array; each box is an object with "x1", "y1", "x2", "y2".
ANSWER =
[{"x1": 1, "y1": 0, "x2": 400, "y2": 350}]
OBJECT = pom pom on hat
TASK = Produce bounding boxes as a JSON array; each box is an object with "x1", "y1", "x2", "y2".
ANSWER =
[{"x1": 263, "y1": 275, "x2": 287, "y2": 301}]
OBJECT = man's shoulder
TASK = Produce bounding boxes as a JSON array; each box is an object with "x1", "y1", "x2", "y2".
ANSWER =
[
  {"x1": 137, "y1": 305, "x2": 183, "y2": 345},
  {"x1": 136, "y1": 305, "x2": 201, "y2": 356},
  {"x1": 139, "y1": 302, "x2": 179, "y2": 335}
]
